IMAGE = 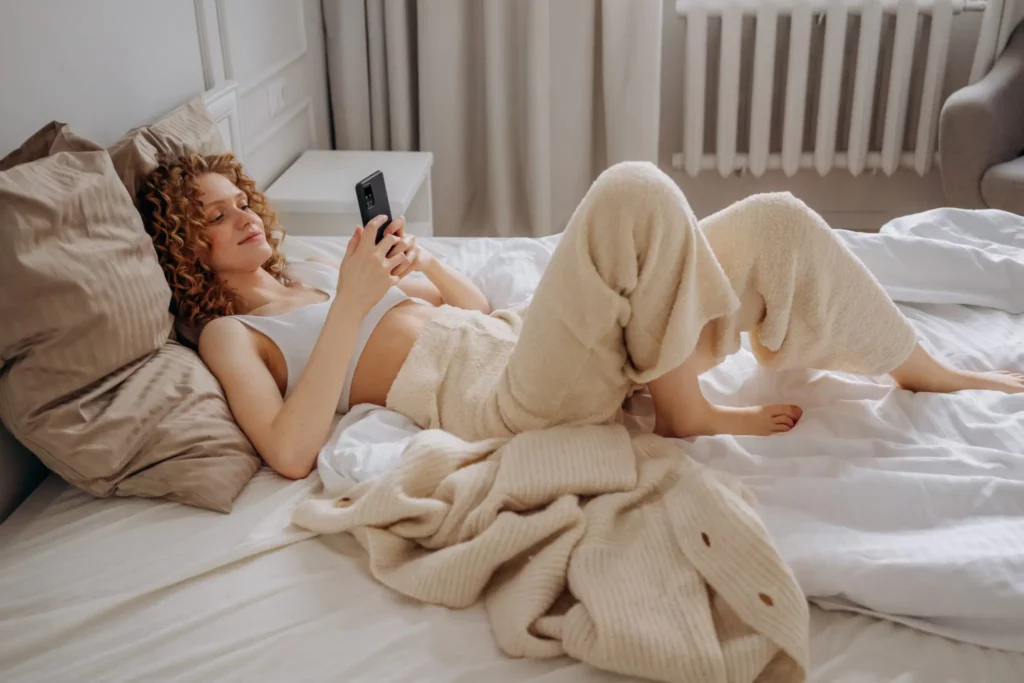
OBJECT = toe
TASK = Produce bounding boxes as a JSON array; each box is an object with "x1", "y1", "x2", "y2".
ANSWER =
[{"x1": 773, "y1": 415, "x2": 795, "y2": 429}]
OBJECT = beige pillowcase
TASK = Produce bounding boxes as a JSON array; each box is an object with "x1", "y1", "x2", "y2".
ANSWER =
[
  {"x1": 0, "y1": 123, "x2": 259, "y2": 512},
  {"x1": 109, "y1": 96, "x2": 228, "y2": 204},
  {"x1": 0, "y1": 121, "x2": 94, "y2": 171}
]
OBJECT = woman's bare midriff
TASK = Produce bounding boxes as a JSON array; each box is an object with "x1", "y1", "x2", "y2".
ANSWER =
[{"x1": 347, "y1": 301, "x2": 438, "y2": 407}]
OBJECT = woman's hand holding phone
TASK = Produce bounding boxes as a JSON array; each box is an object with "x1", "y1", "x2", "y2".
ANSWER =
[
  {"x1": 335, "y1": 215, "x2": 410, "y2": 316},
  {"x1": 379, "y1": 216, "x2": 434, "y2": 278}
]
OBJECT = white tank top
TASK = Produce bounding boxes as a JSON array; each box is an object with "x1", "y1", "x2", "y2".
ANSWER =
[{"x1": 231, "y1": 260, "x2": 426, "y2": 414}]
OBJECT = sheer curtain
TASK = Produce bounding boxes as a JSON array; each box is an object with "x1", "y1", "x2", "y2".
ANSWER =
[{"x1": 322, "y1": 0, "x2": 662, "y2": 237}]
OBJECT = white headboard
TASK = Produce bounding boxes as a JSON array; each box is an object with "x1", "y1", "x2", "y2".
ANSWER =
[{"x1": 202, "y1": 81, "x2": 245, "y2": 162}]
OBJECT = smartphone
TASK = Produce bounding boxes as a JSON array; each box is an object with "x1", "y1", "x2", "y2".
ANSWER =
[{"x1": 354, "y1": 170, "x2": 392, "y2": 244}]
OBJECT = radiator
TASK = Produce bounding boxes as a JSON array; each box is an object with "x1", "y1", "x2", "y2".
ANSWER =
[{"x1": 673, "y1": 0, "x2": 1008, "y2": 177}]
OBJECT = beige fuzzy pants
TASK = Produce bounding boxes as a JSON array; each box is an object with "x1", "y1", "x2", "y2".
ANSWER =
[{"x1": 387, "y1": 162, "x2": 918, "y2": 442}]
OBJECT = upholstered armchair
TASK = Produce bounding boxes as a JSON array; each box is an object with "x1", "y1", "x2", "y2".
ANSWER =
[{"x1": 939, "y1": 21, "x2": 1024, "y2": 214}]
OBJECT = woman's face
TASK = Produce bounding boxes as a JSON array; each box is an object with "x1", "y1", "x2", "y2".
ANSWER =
[{"x1": 196, "y1": 172, "x2": 272, "y2": 274}]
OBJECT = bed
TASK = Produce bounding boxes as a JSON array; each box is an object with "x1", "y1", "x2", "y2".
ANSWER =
[
  {"x1": 4, "y1": 207, "x2": 1024, "y2": 681},
  {"x1": 6, "y1": 67, "x2": 1024, "y2": 681}
]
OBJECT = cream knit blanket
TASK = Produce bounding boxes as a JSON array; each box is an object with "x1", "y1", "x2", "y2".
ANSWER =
[{"x1": 293, "y1": 425, "x2": 809, "y2": 683}]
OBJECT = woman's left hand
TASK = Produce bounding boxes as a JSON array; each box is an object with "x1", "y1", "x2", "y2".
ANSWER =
[{"x1": 383, "y1": 216, "x2": 435, "y2": 278}]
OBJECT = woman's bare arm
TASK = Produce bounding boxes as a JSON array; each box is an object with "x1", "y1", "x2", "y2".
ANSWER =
[
  {"x1": 417, "y1": 257, "x2": 490, "y2": 313},
  {"x1": 200, "y1": 309, "x2": 362, "y2": 480},
  {"x1": 202, "y1": 218, "x2": 404, "y2": 479}
]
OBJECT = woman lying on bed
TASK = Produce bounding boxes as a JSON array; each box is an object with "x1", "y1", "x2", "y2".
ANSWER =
[{"x1": 141, "y1": 153, "x2": 1024, "y2": 480}]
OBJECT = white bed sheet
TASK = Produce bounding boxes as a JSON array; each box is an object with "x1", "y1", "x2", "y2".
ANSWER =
[
  {"x1": 3, "y1": 473, "x2": 1023, "y2": 682},
  {"x1": 2, "y1": 211, "x2": 1024, "y2": 681}
]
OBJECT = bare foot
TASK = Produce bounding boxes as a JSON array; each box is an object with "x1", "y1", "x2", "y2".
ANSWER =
[
  {"x1": 889, "y1": 345, "x2": 1024, "y2": 395},
  {"x1": 895, "y1": 369, "x2": 1024, "y2": 395},
  {"x1": 656, "y1": 403, "x2": 803, "y2": 438}
]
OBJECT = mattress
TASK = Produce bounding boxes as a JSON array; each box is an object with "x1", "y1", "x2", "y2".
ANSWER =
[{"x1": 3, "y1": 213, "x2": 1024, "y2": 682}]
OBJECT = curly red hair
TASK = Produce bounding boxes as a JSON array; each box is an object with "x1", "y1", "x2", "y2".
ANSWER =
[{"x1": 140, "y1": 153, "x2": 287, "y2": 328}]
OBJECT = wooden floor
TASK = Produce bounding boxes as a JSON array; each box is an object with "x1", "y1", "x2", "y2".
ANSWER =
[{"x1": 667, "y1": 166, "x2": 948, "y2": 233}]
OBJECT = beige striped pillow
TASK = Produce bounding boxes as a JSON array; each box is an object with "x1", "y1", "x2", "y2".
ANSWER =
[
  {"x1": 0, "y1": 123, "x2": 259, "y2": 512},
  {"x1": 109, "y1": 97, "x2": 228, "y2": 205}
]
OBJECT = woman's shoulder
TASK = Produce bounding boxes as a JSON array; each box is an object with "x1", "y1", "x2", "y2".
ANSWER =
[
  {"x1": 200, "y1": 314, "x2": 247, "y2": 335},
  {"x1": 198, "y1": 317, "x2": 260, "y2": 362}
]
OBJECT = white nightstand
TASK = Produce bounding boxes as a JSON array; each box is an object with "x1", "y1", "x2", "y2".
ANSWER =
[{"x1": 265, "y1": 150, "x2": 434, "y2": 238}]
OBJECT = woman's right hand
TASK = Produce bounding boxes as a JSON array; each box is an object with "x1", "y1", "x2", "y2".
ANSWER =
[{"x1": 335, "y1": 216, "x2": 407, "y2": 316}]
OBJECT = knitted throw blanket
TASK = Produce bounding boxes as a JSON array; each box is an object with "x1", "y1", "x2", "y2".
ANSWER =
[{"x1": 293, "y1": 425, "x2": 809, "y2": 683}]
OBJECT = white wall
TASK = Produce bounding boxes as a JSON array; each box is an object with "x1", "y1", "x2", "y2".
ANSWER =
[
  {"x1": 0, "y1": 0, "x2": 205, "y2": 152},
  {"x1": 0, "y1": 0, "x2": 330, "y2": 188}
]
